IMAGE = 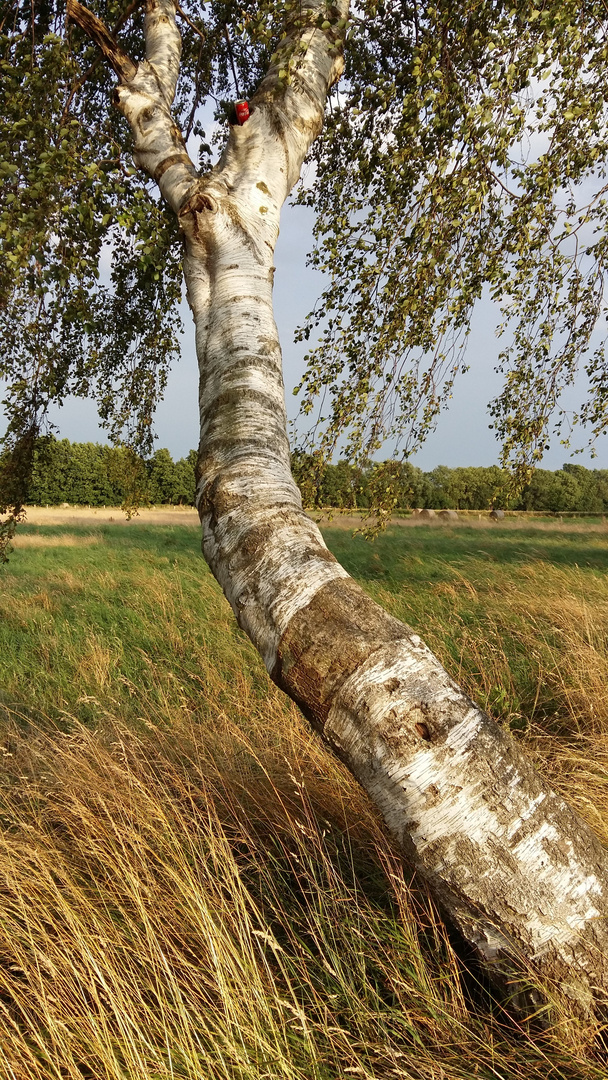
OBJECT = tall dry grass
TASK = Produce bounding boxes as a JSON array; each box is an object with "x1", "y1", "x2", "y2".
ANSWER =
[
  {"x1": 425, "y1": 570, "x2": 608, "y2": 848},
  {"x1": 0, "y1": 522, "x2": 607, "y2": 1077},
  {"x1": 0, "y1": 700, "x2": 602, "y2": 1080}
]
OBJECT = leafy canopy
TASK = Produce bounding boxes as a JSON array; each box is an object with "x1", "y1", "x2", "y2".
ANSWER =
[
  {"x1": 299, "y1": 0, "x2": 608, "y2": 473},
  {"x1": 1, "y1": 0, "x2": 608, "y2": 537}
]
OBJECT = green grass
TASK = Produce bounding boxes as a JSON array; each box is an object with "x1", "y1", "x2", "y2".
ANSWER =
[
  {"x1": 0, "y1": 525, "x2": 259, "y2": 725},
  {"x1": 0, "y1": 518, "x2": 607, "y2": 1078}
]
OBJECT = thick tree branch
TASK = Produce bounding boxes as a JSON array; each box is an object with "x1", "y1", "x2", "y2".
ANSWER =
[
  {"x1": 66, "y1": 0, "x2": 137, "y2": 83},
  {"x1": 69, "y1": 0, "x2": 198, "y2": 214},
  {"x1": 178, "y1": 0, "x2": 348, "y2": 242},
  {"x1": 112, "y1": 0, "x2": 197, "y2": 212},
  {"x1": 142, "y1": 0, "x2": 182, "y2": 104},
  {"x1": 63, "y1": 1, "x2": 144, "y2": 117}
]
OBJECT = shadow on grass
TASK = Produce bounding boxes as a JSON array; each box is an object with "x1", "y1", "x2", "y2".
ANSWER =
[{"x1": 15, "y1": 521, "x2": 202, "y2": 556}]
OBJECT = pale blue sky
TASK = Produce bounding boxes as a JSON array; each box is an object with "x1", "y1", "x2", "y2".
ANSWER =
[{"x1": 32, "y1": 197, "x2": 605, "y2": 471}]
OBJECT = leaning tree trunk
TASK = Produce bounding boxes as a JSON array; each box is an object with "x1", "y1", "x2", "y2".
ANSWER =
[{"x1": 70, "y1": 0, "x2": 608, "y2": 1021}]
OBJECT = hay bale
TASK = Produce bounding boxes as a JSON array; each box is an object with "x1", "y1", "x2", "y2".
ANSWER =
[
  {"x1": 439, "y1": 509, "x2": 458, "y2": 521},
  {"x1": 489, "y1": 508, "x2": 505, "y2": 521},
  {"x1": 418, "y1": 508, "x2": 436, "y2": 519}
]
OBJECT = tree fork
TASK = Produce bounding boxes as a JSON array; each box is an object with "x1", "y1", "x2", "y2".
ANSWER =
[{"x1": 70, "y1": 0, "x2": 608, "y2": 1021}]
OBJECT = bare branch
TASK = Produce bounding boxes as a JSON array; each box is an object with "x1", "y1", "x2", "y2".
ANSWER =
[{"x1": 175, "y1": 2, "x2": 206, "y2": 45}]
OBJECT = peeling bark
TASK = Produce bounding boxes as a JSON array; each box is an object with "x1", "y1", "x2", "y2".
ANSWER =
[{"x1": 80, "y1": 0, "x2": 608, "y2": 1018}]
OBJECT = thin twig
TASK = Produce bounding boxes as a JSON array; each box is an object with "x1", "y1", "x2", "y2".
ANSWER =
[
  {"x1": 223, "y1": 24, "x2": 241, "y2": 99},
  {"x1": 175, "y1": 2, "x2": 206, "y2": 44}
]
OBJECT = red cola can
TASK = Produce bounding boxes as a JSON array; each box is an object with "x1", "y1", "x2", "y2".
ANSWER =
[{"x1": 235, "y1": 100, "x2": 250, "y2": 125}]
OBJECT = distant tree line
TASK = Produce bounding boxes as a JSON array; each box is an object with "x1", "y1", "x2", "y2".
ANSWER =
[
  {"x1": 17, "y1": 438, "x2": 608, "y2": 514},
  {"x1": 24, "y1": 439, "x2": 197, "y2": 507},
  {"x1": 291, "y1": 455, "x2": 608, "y2": 514}
]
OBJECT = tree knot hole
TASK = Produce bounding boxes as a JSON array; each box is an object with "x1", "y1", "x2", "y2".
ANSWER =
[{"x1": 179, "y1": 190, "x2": 218, "y2": 220}]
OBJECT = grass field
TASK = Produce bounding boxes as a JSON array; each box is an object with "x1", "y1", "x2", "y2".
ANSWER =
[{"x1": 0, "y1": 515, "x2": 607, "y2": 1078}]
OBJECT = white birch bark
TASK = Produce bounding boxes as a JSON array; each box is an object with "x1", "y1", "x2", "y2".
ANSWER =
[{"x1": 76, "y1": 0, "x2": 608, "y2": 1019}]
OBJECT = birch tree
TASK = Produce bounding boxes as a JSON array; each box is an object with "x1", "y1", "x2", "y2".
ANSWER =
[{"x1": 2, "y1": 0, "x2": 608, "y2": 1021}]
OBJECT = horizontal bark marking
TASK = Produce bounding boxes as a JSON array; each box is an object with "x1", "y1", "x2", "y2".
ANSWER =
[
  {"x1": 201, "y1": 354, "x2": 283, "y2": 377},
  {"x1": 198, "y1": 428, "x2": 290, "y2": 464},
  {"x1": 196, "y1": 467, "x2": 331, "y2": 563},
  {"x1": 209, "y1": 511, "x2": 335, "y2": 578},
  {"x1": 199, "y1": 386, "x2": 285, "y2": 424},
  {"x1": 210, "y1": 280, "x2": 274, "y2": 302},
  {"x1": 154, "y1": 152, "x2": 198, "y2": 181},
  {"x1": 195, "y1": 450, "x2": 295, "y2": 500},
  {"x1": 273, "y1": 577, "x2": 412, "y2": 732},
  {"x1": 205, "y1": 309, "x2": 277, "y2": 350},
  {"x1": 204, "y1": 354, "x2": 282, "y2": 375},
  {"x1": 199, "y1": 421, "x2": 287, "y2": 453}
]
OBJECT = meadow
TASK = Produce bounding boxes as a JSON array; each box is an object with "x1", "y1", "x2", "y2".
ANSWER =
[{"x1": 0, "y1": 514, "x2": 607, "y2": 1079}]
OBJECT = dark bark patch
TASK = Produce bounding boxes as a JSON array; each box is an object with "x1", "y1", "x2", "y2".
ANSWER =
[
  {"x1": 154, "y1": 153, "x2": 197, "y2": 181},
  {"x1": 197, "y1": 474, "x2": 245, "y2": 524},
  {"x1": 179, "y1": 189, "x2": 217, "y2": 217},
  {"x1": 203, "y1": 355, "x2": 282, "y2": 377},
  {"x1": 197, "y1": 435, "x2": 290, "y2": 459},
  {"x1": 274, "y1": 577, "x2": 413, "y2": 733},
  {"x1": 200, "y1": 386, "x2": 281, "y2": 420},
  {"x1": 257, "y1": 336, "x2": 281, "y2": 356}
]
